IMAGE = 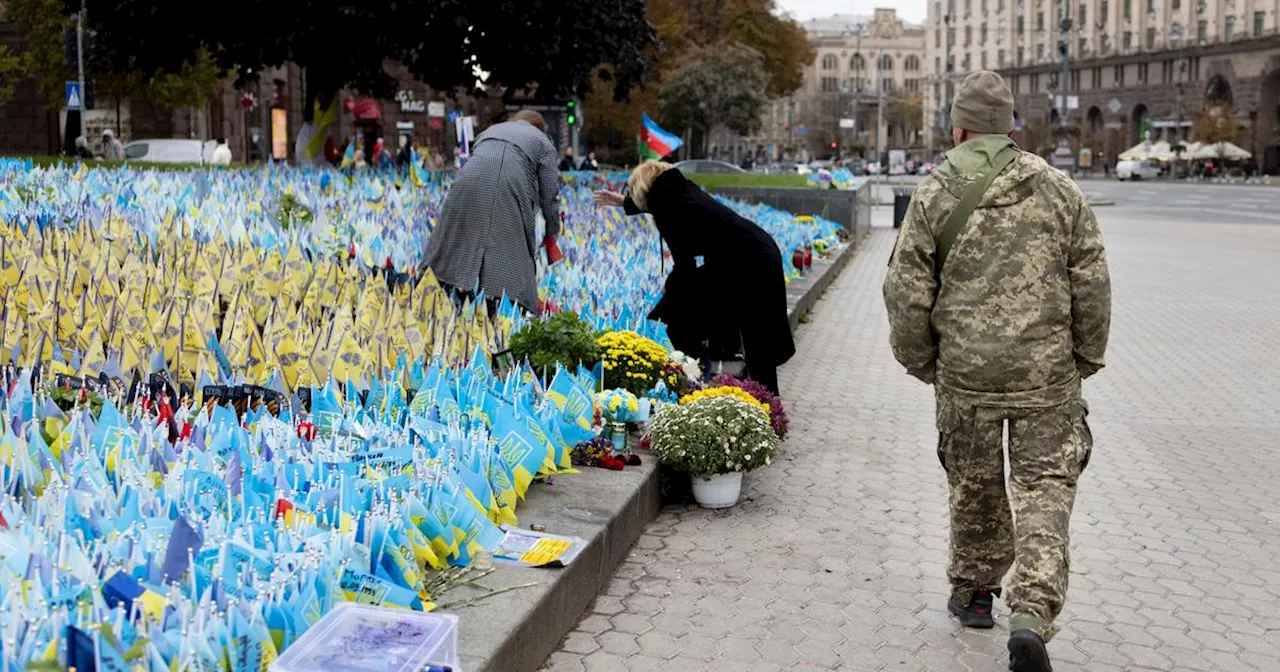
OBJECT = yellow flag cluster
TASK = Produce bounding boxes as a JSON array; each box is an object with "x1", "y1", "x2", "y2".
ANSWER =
[{"x1": 0, "y1": 220, "x2": 510, "y2": 390}]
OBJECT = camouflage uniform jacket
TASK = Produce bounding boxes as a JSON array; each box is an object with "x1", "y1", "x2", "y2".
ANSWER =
[{"x1": 884, "y1": 135, "x2": 1111, "y2": 406}]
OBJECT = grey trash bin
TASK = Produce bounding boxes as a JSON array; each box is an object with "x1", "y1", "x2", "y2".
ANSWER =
[{"x1": 892, "y1": 188, "x2": 913, "y2": 228}]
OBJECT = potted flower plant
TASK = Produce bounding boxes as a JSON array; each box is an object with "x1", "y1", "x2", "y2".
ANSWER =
[
  {"x1": 597, "y1": 330, "x2": 667, "y2": 396},
  {"x1": 646, "y1": 395, "x2": 779, "y2": 509}
]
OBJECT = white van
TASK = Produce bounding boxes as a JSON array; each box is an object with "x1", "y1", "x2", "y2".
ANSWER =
[
  {"x1": 122, "y1": 139, "x2": 217, "y2": 164},
  {"x1": 1115, "y1": 159, "x2": 1160, "y2": 181}
]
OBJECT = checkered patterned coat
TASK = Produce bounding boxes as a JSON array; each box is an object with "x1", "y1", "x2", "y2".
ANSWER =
[{"x1": 422, "y1": 120, "x2": 561, "y2": 313}]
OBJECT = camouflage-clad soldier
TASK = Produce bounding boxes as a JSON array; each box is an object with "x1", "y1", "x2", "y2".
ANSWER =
[{"x1": 884, "y1": 71, "x2": 1111, "y2": 672}]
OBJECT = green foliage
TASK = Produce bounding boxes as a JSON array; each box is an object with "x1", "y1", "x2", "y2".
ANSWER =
[
  {"x1": 509, "y1": 311, "x2": 602, "y2": 380},
  {"x1": 659, "y1": 42, "x2": 769, "y2": 144},
  {"x1": 685, "y1": 173, "x2": 813, "y2": 189},
  {"x1": 47, "y1": 386, "x2": 105, "y2": 417},
  {"x1": 276, "y1": 192, "x2": 313, "y2": 231},
  {"x1": 0, "y1": 44, "x2": 21, "y2": 107},
  {"x1": 7, "y1": 0, "x2": 72, "y2": 108},
  {"x1": 143, "y1": 46, "x2": 222, "y2": 110},
  {"x1": 647, "y1": 396, "x2": 779, "y2": 477}
]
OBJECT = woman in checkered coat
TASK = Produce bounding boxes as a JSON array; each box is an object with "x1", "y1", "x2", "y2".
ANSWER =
[{"x1": 422, "y1": 110, "x2": 561, "y2": 314}]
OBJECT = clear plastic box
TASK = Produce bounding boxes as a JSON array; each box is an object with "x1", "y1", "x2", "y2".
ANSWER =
[{"x1": 270, "y1": 602, "x2": 460, "y2": 672}]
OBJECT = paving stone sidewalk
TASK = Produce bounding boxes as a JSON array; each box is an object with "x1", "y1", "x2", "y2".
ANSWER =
[{"x1": 545, "y1": 212, "x2": 1280, "y2": 672}]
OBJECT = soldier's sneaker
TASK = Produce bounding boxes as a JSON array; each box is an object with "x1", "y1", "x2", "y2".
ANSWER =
[
  {"x1": 1008, "y1": 629, "x2": 1052, "y2": 672},
  {"x1": 947, "y1": 587, "x2": 999, "y2": 628}
]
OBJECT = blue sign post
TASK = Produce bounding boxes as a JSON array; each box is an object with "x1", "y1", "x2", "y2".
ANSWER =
[{"x1": 65, "y1": 81, "x2": 83, "y2": 111}]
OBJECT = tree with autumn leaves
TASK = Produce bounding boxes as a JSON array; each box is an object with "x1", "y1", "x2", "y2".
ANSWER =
[{"x1": 583, "y1": 0, "x2": 814, "y2": 160}]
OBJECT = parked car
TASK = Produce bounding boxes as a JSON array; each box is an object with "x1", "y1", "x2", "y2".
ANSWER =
[
  {"x1": 671, "y1": 159, "x2": 746, "y2": 174},
  {"x1": 122, "y1": 139, "x2": 217, "y2": 164},
  {"x1": 1115, "y1": 159, "x2": 1160, "y2": 181}
]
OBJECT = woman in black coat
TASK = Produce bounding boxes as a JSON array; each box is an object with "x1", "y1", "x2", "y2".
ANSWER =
[{"x1": 593, "y1": 161, "x2": 795, "y2": 395}]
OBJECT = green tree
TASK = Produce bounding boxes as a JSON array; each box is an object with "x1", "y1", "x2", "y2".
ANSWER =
[
  {"x1": 1193, "y1": 101, "x2": 1243, "y2": 156},
  {"x1": 7, "y1": 0, "x2": 72, "y2": 108},
  {"x1": 659, "y1": 42, "x2": 768, "y2": 157},
  {"x1": 142, "y1": 46, "x2": 221, "y2": 111},
  {"x1": 0, "y1": 44, "x2": 21, "y2": 107}
]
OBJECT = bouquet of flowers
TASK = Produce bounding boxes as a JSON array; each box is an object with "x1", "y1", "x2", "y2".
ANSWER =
[
  {"x1": 595, "y1": 388, "x2": 643, "y2": 423},
  {"x1": 647, "y1": 395, "x2": 778, "y2": 477},
  {"x1": 710, "y1": 374, "x2": 790, "y2": 440},
  {"x1": 572, "y1": 436, "x2": 627, "y2": 470},
  {"x1": 598, "y1": 330, "x2": 667, "y2": 396}
]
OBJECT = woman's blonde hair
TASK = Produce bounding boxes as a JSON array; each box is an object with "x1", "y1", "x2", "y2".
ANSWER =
[{"x1": 627, "y1": 160, "x2": 673, "y2": 210}]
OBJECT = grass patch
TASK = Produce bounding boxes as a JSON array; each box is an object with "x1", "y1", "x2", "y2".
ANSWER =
[{"x1": 686, "y1": 173, "x2": 814, "y2": 189}]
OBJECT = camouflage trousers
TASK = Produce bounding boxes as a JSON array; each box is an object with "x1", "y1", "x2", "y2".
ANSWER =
[{"x1": 936, "y1": 393, "x2": 1093, "y2": 641}]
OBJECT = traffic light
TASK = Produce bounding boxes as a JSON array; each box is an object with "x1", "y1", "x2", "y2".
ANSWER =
[{"x1": 566, "y1": 100, "x2": 577, "y2": 126}]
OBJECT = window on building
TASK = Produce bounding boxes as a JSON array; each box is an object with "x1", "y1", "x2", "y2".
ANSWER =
[
  {"x1": 879, "y1": 54, "x2": 894, "y2": 70},
  {"x1": 1225, "y1": 16, "x2": 1235, "y2": 41},
  {"x1": 1256, "y1": 12, "x2": 1266, "y2": 37},
  {"x1": 982, "y1": 0, "x2": 988, "y2": 13},
  {"x1": 936, "y1": 30, "x2": 942, "y2": 48},
  {"x1": 1071, "y1": 69, "x2": 1081, "y2": 90},
  {"x1": 1123, "y1": 0, "x2": 1131, "y2": 20},
  {"x1": 1172, "y1": 0, "x2": 1179, "y2": 8},
  {"x1": 965, "y1": 25, "x2": 972, "y2": 45},
  {"x1": 1031, "y1": 74, "x2": 1040, "y2": 93},
  {"x1": 981, "y1": 22, "x2": 987, "y2": 44},
  {"x1": 1124, "y1": 31, "x2": 1132, "y2": 50},
  {"x1": 1197, "y1": 20, "x2": 1207, "y2": 43},
  {"x1": 821, "y1": 77, "x2": 839, "y2": 92},
  {"x1": 962, "y1": 53, "x2": 971, "y2": 70},
  {"x1": 981, "y1": 52, "x2": 988, "y2": 69},
  {"x1": 1101, "y1": 33, "x2": 1111, "y2": 54},
  {"x1": 965, "y1": 0, "x2": 972, "y2": 15},
  {"x1": 998, "y1": 0, "x2": 1005, "y2": 12},
  {"x1": 935, "y1": 1, "x2": 942, "y2": 19},
  {"x1": 822, "y1": 54, "x2": 838, "y2": 69},
  {"x1": 1011, "y1": 75, "x2": 1020, "y2": 94},
  {"x1": 948, "y1": 27, "x2": 956, "y2": 45},
  {"x1": 1017, "y1": 16, "x2": 1024, "y2": 35},
  {"x1": 1101, "y1": 0, "x2": 1109, "y2": 26},
  {"x1": 1037, "y1": 12, "x2": 1045, "y2": 31},
  {"x1": 1147, "y1": 27, "x2": 1156, "y2": 49},
  {"x1": 1038, "y1": 44, "x2": 1045, "y2": 61},
  {"x1": 1080, "y1": 37, "x2": 1088, "y2": 54},
  {"x1": 1161, "y1": 60, "x2": 1172, "y2": 83},
  {"x1": 1092, "y1": 67, "x2": 1103, "y2": 89},
  {"x1": 1114, "y1": 64, "x2": 1125, "y2": 86},
  {"x1": 935, "y1": 56, "x2": 942, "y2": 73},
  {"x1": 880, "y1": 78, "x2": 895, "y2": 93},
  {"x1": 1079, "y1": 4, "x2": 1087, "y2": 26},
  {"x1": 1138, "y1": 63, "x2": 1149, "y2": 84},
  {"x1": 934, "y1": 83, "x2": 941, "y2": 103},
  {"x1": 998, "y1": 49, "x2": 1006, "y2": 67},
  {"x1": 1017, "y1": 47, "x2": 1024, "y2": 65},
  {"x1": 905, "y1": 55, "x2": 921, "y2": 71},
  {"x1": 852, "y1": 54, "x2": 867, "y2": 71},
  {"x1": 947, "y1": 0, "x2": 955, "y2": 15},
  {"x1": 1147, "y1": 0, "x2": 1154, "y2": 13}
]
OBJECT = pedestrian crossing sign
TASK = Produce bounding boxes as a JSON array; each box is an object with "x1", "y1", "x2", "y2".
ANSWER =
[{"x1": 66, "y1": 81, "x2": 82, "y2": 110}]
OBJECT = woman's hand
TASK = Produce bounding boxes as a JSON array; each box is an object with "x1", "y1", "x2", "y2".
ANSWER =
[{"x1": 592, "y1": 190, "x2": 626, "y2": 208}]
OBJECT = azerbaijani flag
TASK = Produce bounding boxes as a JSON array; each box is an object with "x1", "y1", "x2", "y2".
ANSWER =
[{"x1": 639, "y1": 112, "x2": 682, "y2": 160}]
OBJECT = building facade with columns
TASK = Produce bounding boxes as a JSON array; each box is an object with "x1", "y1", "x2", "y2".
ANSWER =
[
  {"x1": 925, "y1": 0, "x2": 1280, "y2": 172},
  {"x1": 752, "y1": 8, "x2": 927, "y2": 162}
]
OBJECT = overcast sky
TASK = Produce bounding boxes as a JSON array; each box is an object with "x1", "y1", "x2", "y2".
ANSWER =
[{"x1": 776, "y1": 0, "x2": 926, "y2": 25}]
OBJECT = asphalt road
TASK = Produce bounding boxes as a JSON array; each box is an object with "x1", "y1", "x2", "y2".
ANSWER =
[{"x1": 1077, "y1": 179, "x2": 1279, "y2": 224}]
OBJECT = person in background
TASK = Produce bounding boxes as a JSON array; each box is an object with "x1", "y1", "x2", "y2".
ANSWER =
[
  {"x1": 579, "y1": 150, "x2": 600, "y2": 171},
  {"x1": 211, "y1": 138, "x2": 232, "y2": 165},
  {"x1": 592, "y1": 161, "x2": 795, "y2": 395},
  {"x1": 74, "y1": 136, "x2": 94, "y2": 159},
  {"x1": 558, "y1": 146, "x2": 578, "y2": 171},
  {"x1": 884, "y1": 71, "x2": 1110, "y2": 672},
  {"x1": 102, "y1": 129, "x2": 124, "y2": 160},
  {"x1": 352, "y1": 149, "x2": 367, "y2": 170},
  {"x1": 373, "y1": 137, "x2": 393, "y2": 168},
  {"x1": 421, "y1": 109, "x2": 561, "y2": 316},
  {"x1": 295, "y1": 107, "x2": 316, "y2": 166},
  {"x1": 396, "y1": 135, "x2": 413, "y2": 168}
]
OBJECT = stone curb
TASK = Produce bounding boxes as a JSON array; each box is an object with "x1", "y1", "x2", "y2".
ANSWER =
[
  {"x1": 454, "y1": 229, "x2": 859, "y2": 672},
  {"x1": 1088, "y1": 199, "x2": 1116, "y2": 207}
]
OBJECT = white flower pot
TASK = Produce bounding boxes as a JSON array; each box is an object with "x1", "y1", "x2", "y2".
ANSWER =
[{"x1": 690, "y1": 472, "x2": 743, "y2": 509}]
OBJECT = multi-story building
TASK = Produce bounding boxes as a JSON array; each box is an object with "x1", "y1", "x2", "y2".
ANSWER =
[
  {"x1": 925, "y1": 0, "x2": 1280, "y2": 172},
  {"x1": 752, "y1": 9, "x2": 928, "y2": 161}
]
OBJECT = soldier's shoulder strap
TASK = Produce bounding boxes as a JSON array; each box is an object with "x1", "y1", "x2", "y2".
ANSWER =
[{"x1": 935, "y1": 145, "x2": 1020, "y2": 280}]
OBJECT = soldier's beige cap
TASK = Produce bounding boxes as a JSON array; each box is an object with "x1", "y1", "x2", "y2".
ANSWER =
[{"x1": 950, "y1": 71, "x2": 1015, "y2": 134}]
